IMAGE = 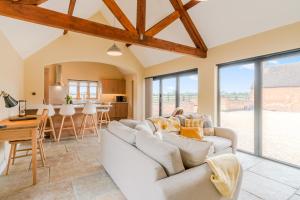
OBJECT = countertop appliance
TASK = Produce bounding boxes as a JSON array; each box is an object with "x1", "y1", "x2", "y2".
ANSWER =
[{"x1": 116, "y1": 96, "x2": 127, "y2": 102}]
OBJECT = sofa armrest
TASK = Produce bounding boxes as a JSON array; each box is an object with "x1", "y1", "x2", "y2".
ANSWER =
[
  {"x1": 155, "y1": 163, "x2": 243, "y2": 200},
  {"x1": 214, "y1": 127, "x2": 237, "y2": 153}
]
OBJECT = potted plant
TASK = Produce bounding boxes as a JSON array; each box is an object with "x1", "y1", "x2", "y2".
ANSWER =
[{"x1": 65, "y1": 95, "x2": 73, "y2": 104}]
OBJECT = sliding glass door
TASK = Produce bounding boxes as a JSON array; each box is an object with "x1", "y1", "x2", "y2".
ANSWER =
[
  {"x1": 152, "y1": 69, "x2": 198, "y2": 117},
  {"x1": 218, "y1": 50, "x2": 300, "y2": 167},
  {"x1": 219, "y1": 63, "x2": 255, "y2": 153},
  {"x1": 262, "y1": 54, "x2": 300, "y2": 166},
  {"x1": 162, "y1": 77, "x2": 176, "y2": 116}
]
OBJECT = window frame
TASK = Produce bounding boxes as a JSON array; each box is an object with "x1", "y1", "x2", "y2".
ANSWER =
[
  {"x1": 151, "y1": 69, "x2": 198, "y2": 116},
  {"x1": 217, "y1": 48, "x2": 300, "y2": 169},
  {"x1": 68, "y1": 79, "x2": 99, "y2": 100}
]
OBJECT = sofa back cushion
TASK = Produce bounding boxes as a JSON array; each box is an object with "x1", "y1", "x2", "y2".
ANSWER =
[
  {"x1": 136, "y1": 133, "x2": 184, "y2": 176},
  {"x1": 135, "y1": 120, "x2": 154, "y2": 135},
  {"x1": 162, "y1": 133, "x2": 214, "y2": 168},
  {"x1": 119, "y1": 119, "x2": 140, "y2": 129},
  {"x1": 107, "y1": 121, "x2": 137, "y2": 145}
]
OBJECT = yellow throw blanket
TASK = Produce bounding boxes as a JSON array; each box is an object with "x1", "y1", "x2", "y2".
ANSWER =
[{"x1": 206, "y1": 154, "x2": 241, "y2": 198}]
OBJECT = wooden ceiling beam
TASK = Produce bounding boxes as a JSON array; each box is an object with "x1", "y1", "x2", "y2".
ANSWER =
[
  {"x1": 0, "y1": 1, "x2": 206, "y2": 57},
  {"x1": 170, "y1": 0, "x2": 207, "y2": 51},
  {"x1": 63, "y1": 0, "x2": 76, "y2": 35},
  {"x1": 9, "y1": 0, "x2": 47, "y2": 5},
  {"x1": 103, "y1": 0, "x2": 137, "y2": 34},
  {"x1": 136, "y1": 0, "x2": 146, "y2": 36},
  {"x1": 145, "y1": 0, "x2": 200, "y2": 37}
]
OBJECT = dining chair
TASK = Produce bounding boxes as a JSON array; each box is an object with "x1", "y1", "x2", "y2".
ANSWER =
[
  {"x1": 5, "y1": 109, "x2": 48, "y2": 175},
  {"x1": 97, "y1": 102, "x2": 111, "y2": 129},
  {"x1": 43, "y1": 104, "x2": 57, "y2": 141},
  {"x1": 57, "y1": 104, "x2": 77, "y2": 142},
  {"x1": 80, "y1": 103, "x2": 98, "y2": 139}
]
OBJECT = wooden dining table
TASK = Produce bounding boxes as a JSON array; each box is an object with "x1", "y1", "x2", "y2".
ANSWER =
[{"x1": 0, "y1": 116, "x2": 41, "y2": 185}]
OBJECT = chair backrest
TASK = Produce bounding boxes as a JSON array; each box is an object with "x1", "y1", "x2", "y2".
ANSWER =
[
  {"x1": 38, "y1": 109, "x2": 49, "y2": 139},
  {"x1": 59, "y1": 104, "x2": 75, "y2": 116},
  {"x1": 47, "y1": 104, "x2": 56, "y2": 117},
  {"x1": 83, "y1": 103, "x2": 97, "y2": 115}
]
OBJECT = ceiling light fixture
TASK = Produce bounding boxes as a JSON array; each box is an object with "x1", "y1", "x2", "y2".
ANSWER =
[{"x1": 107, "y1": 15, "x2": 122, "y2": 56}]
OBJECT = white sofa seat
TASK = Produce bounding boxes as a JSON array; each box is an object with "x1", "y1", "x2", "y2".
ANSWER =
[{"x1": 204, "y1": 136, "x2": 232, "y2": 153}]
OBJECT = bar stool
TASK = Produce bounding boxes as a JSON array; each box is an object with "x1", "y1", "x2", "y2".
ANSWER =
[
  {"x1": 5, "y1": 109, "x2": 48, "y2": 175},
  {"x1": 43, "y1": 104, "x2": 57, "y2": 141},
  {"x1": 97, "y1": 102, "x2": 111, "y2": 129},
  {"x1": 57, "y1": 104, "x2": 77, "y2": 142},
  {"x1": 80, "y1": 103, "x2": 98, "y2": 139}
]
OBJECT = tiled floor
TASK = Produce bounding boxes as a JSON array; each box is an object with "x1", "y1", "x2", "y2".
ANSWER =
[{"x1": 0, "y1": 134, "x2": 299, "y2": 200}]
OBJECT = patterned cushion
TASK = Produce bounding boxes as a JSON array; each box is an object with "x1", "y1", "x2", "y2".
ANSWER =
[
  {"x1": 188, "y1": 113, "x2": 215, "y2": 136},
  {"x1": 149, "y1": 117, "x2": 181, "y2": 133}
]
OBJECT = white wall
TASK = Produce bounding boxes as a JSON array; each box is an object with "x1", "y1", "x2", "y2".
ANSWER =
[{"x1": 0, "y1": 31, "x2": 24, "y2": 173}]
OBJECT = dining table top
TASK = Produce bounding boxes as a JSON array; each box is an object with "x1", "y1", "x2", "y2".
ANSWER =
[{"x1": 0, "y1": 116, "x2": 40, "y2": 131}]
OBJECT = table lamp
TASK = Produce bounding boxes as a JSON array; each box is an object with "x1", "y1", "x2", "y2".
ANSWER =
[{"x1": 0, "y1": 91, "x2": 18, "y2": 128}]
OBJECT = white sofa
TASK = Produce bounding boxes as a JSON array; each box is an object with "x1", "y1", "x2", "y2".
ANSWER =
[{"x1": 100, "y1": 122, "x2": 242, "y2": 200}]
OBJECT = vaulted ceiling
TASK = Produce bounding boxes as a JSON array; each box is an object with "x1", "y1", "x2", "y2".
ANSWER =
[{"x1": 0, "y1": 0, "x2": 300, "y2": 67}]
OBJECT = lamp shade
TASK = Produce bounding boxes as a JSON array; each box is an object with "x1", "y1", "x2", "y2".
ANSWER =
[
  {"x1": 107, "y1": 43, "x2": 122, "y2": 56},
  {"x1": 3, "y1": 94, "x2": 18, "y2": 108}
]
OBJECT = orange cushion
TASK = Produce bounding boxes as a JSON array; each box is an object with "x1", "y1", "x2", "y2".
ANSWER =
[{"x1": 180, "y1": 127, "x2": 203, "y2": 140}]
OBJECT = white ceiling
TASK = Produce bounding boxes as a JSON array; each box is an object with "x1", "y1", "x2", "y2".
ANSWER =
[
  {"x1": 0, "y1": 0, "x2": 300, "y2": 67},
  {"x1": 0, "y1": 0, "x2": 102, "y2": 58}
]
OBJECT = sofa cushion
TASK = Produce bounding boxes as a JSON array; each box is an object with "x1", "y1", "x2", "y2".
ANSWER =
[
  {"x1": 162, "y1": 133, "x2": 213, "y2": 168},
  {"x1": 119, "y1": 119, "x2": 140, "y2": 129},
  {"x1": 107, "y1": 121, "x2": 137, "y2": 145},
  {"x1": 136, "y1": 133, "x2": 184, "y2": 176},
  {"x1": 203, "y1": 136, "x2": 232, "y2": 153},
  {"x1": 135, "y1": 121, "x2": 153, "y2": 135}
]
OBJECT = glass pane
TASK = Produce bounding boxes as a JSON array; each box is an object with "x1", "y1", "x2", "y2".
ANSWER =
[
  {"x1": 79, "y1": 81, "x2": 88, "y2": 99},
  {"x1": 68, "y1": 81, "x2": 78, "y2": 98},
  {"x1": 179, "y1": 74, "x2": 198, "y2": 113},
  {"x1": 219, "y1": 63, "x2": 255, "y2": 153},
  {"x1": 152, "y1": 79, "x2": 160, "y2": 117},
  {"x1": 262, "y1": 54, "x2": 300, "y2": 167},
  {"x1": 89, "y1": 82, "x2": 98, "y2": 99},
  {"x1": 162, "y1": 77, "x2": 176, "y2": 117}
]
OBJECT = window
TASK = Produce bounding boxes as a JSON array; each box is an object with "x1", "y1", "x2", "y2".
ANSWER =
[
  {"x1": 68, "y1": 80, "x2": 98, "y2": 100},
  {"x1": 152, "y1": 69, "x2": 198, "y2": 117},
  {"x1": 218, "y1": 50, "x2": 300, "y2": 167}
]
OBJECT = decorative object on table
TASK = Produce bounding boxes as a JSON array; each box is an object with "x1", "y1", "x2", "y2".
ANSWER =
[
  {"x1": 65, "y1": 94, "x2": 73, "y2": 104},
  {"x1": 0, "y1": 91, "x2": 18, "y2": 129},
  {"x1": 18, "y1": 100, "x2": 27, "y2": 117}
]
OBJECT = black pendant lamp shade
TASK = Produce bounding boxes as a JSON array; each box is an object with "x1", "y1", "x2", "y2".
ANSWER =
[{"x1": 1, "y1": 91, "x2": 18, "y2": 108}]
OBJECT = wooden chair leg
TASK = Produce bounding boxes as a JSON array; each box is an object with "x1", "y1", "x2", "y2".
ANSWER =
[
  {"x1": 5, "y1": 143, "x2": 15, "y2": 176},
  {"x1": 57, "y1": 116, "x2": 65, "y2": 142},
  {"x1": 49, "y1": 117, "x2": 57, "y2": 141},
  {"x1": 100, "y1": 112, "x2": 104, "y2": 129},
  {"x1": 107, "y1": 112, "x2": 111, "y2": 123},
  {"x1": 91, "y1": 115, "x2": 98, "y2": 136},
  {"x1": 81, "y1": 115, "x2": 88, "y2": 140},
  {"x1": 12, "y1": 143, "x2": 17, "y2": 165},
  {"x1": 38, "y1": 141, "x2": 45, "y2": 167},
  {"x1": 70, "y1": 116, "x2": 78, "y2": 140}
]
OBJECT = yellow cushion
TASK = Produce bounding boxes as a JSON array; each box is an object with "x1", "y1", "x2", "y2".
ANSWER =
[{"x1": 180, "y1": 127, "x2": 203, "y2": 140}]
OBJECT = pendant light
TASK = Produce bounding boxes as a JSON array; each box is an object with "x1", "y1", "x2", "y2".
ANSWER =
[{"x1": 107, "y1": 16, "x2": 122, "y2": 56}]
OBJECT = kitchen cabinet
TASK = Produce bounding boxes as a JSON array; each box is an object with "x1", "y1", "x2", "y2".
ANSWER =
[
  {"x1": 109, "y1": 103, "x2": 128, "y2": 119},
  {"x1": 102, "y1": 79, "x2": 126, "y2": 94}
]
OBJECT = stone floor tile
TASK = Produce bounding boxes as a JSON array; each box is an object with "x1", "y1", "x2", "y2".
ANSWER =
[
  {"x1": 236, "y1": 152, "x2": 263, "y2": 170},
  {"x1": 238, "y1": 190, "x2": 262, "y2": 200},
  {"x1": 72, "y1": 170, "x2": 125, "y2": 200},
  {"x1": 249, "y1": 160, "x2": 300, "y2": 188},
  {"x1": 289, "y1": 195, "x2": 300, "y2": 200},
  {"x1": 242, "y1": 171, "x2": 296, "y2": 200},
  {"x1": 5, "y1": 181, "x2": 76, "y2": 200}
]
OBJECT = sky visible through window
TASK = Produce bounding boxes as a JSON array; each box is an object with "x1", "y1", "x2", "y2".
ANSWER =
[
  {"x1": 153, "y1": 74, "x2": 198, "y2": 94},
  {"x1": 220, "y1": 55, "x2": 300, "y2": 93}
]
